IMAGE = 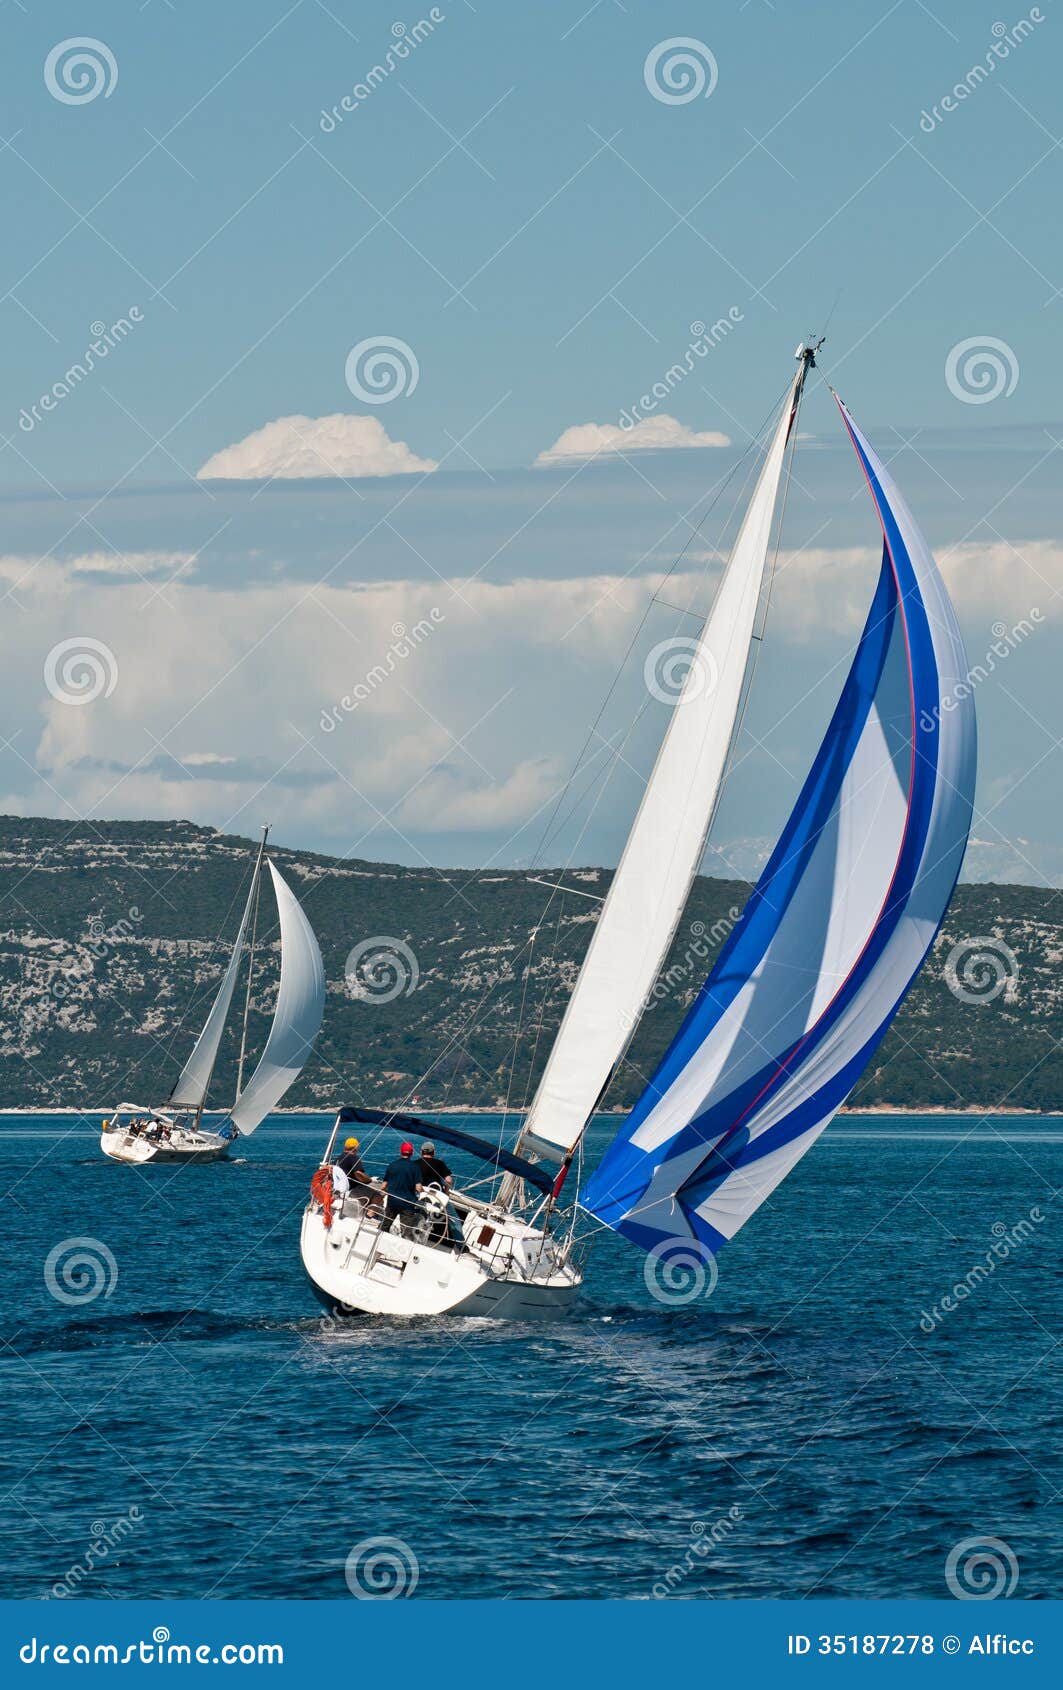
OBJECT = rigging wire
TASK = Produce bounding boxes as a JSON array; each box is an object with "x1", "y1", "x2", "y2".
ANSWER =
[
  {"x1": 384, "y1": 375, "x2": 804, "y2": 1184},
  {"x1": 235, "y1": 855, "x2": 263, "y2": 1101},
  {"x1": 492, "y1": 409, "x2": 785, "y2": 1124},
  {"x1": 152, "y1": 849, "x2": 257, "y2": 1088},
  {"x1": 686, "y1": 365, "x2": 811, "y2": 880},
  {"x1": 527, "y1": 382, "x2": 793, "y2": 873},
  {"x1": 516, "y1": 374, "x2": 809, "y2": 1127},
  {"x1": 387, "y1": 433, "x2": 779, "y2": 1134}
]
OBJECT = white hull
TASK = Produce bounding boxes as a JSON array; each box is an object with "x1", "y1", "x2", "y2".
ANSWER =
[
  {"x1": 100, "y1": 1127, "x2": 230, "y2": 1165},
  {"x1": 300, "y1": 1202, "x2": 582, "y2": 1320}
]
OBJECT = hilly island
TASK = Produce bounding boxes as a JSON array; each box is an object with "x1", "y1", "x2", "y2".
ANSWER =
[{"x1": 0, "y1": 817, "x2": 1058, "y2": 1116}]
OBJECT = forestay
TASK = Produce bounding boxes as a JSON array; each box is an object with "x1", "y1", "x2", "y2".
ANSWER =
[
  {"x1": 519, "y1": 366, "x2": 809, "y2": 1166},
  {"x1": 168, "y1": 865, "x2": 258, "y2": 1110},
  {"x1": 228, "y1": 863, "x2": 326, "y2": 1134},
  {"x1": 579, "y1": 397, "x2": 976, "y2": 1259}
]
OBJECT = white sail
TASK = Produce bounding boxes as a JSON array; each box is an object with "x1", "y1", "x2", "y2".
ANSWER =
[
  {"x1": 520, "y1": 367, "x2": 807, "y2": 1164},
  {"x1": 580, "y1": 397, "x2": 977, "y2": 1259},
  {"x1": 228, "y1": 862, "x2": 325, "y2": 1134},
  {"x1": 168, "y1": 865, "x2": 259, "y2": 1110}
]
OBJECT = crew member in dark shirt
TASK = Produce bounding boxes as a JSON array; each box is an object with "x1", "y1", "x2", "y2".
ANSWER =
[
  {"x1": 418, "y1": 1141, "x2": 453, "y2": 1192},
  {"x1": 418, "y1": 1140, "x2": 456, "y2": 1243},
  {"x1": 380, "y1": 1142, "x2": 423, "y2": 1235},
  {"x1": 336, "y1": 1136, "x2": 375, "y2": 1202},
  {"x1": 337, "y1": 1135, "x2": 367, "y2": 1181}
]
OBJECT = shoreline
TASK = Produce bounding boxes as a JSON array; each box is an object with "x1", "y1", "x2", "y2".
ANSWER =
[{"x1": 2, "y1": 1105, "x2": 1060, "y2": 1119}]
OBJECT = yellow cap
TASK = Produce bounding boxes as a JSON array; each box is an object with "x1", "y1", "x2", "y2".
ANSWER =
[{"x1": 344, "y1": 1137, "x2": 360, "y2": 1150}]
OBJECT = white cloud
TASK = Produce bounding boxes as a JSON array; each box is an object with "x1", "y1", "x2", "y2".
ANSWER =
[
  {"x1": 396, "y1": 758, "x2": 561, "y2": 833},
  {"x1": 535, "y1": 414, "x2": 730, "y2": 466},
  {"x1": 4, "y1": 537, "x2": 1060, "y2": 861},
  {"x1": 196, "y1": 413, "x2": 437, "y2": 481},
  {"x1": 0, "y1": 550, "x2": 192, "y2": 585},
  {"x1": 679, "y1": 539, "x2": 1063, "y2": 642}
]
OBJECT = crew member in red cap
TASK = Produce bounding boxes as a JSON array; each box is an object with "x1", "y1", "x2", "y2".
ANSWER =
[{"x1": 379, "y1": 1141, "x2": 424, "y2": 1236}]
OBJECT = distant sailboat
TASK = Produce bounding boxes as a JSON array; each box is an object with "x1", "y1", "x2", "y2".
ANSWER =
[
  {"x1": 300, "y1": 341, "x2": 976, "y2": 1316},
  {"x1": 101, "y1": 828, "x2": 326, "y2": 1165}
]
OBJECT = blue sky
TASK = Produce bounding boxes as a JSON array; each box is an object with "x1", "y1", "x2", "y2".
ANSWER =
[{"x1": 1, "y1": 0, "x2": 1060, "y2": 879}]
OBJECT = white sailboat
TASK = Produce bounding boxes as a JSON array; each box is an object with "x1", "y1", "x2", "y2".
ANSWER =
[
  {"x1": 101, "y1": 828, "x2": 326, "y2": 1165},
  {"x1": 300, "y1": 341, "x2": 976, "y2": 1317}
]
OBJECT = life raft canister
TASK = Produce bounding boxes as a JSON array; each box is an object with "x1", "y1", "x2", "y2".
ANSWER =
[{"x1": 310, "y1": 1165, "x2": 334, "y2": 1230}]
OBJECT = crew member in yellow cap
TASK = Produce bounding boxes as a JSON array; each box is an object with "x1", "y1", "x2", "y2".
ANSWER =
[
  {"x1": 336, "y1": 1135, "x2": 375, "y2": 1204},
  {"x1": 337, "y1": 1136, "x2": 363, "y2": 1177}
]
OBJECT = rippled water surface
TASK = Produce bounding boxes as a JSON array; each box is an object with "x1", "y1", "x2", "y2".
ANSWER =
[{"x1": 1, "y1": 1113, "x2": 1059, "y2": 1600}]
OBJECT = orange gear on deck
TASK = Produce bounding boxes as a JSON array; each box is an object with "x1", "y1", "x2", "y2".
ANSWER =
[{"x1": 310, "y1": 1165, "x2": 334, "y2": 1229}]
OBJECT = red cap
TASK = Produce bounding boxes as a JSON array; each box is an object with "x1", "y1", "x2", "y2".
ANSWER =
[{"x1": 400, "y1": 1141, "x2": 413, "y2": 1156}]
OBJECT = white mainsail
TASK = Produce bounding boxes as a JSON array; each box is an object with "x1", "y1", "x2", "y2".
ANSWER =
[
  {"x1": 228, "y1": 862, "x2": 326, "y2": 1134},
  {"x1": 168, "y1": 857, "x2": 260, "y2": 1111},
  {"x1": 519, "y1": 362, "x2": 809, "y2": 1165}
]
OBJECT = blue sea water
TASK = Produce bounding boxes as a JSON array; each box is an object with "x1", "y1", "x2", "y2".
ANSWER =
[{"x1": 0, "y1": 1112, "x2": 1059, "y2": 1602}]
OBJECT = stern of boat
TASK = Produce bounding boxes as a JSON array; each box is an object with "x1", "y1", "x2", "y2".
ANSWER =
[{"x1": 300, "y1": 1198, "x2": 581, "y2": 1320}]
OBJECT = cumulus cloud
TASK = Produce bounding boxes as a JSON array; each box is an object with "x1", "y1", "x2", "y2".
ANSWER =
[
  {"x1": 4, "y1": 535, "x2": 1060, "y2": 863},
  {"x1": 536, "y1": 413, "x2": 730, "y2": 467},
  {"x1": 196, "y1": 413, "x2": 437, "y2": 481},
  {"x1": 0, "y1": 549, "x2": 193, "y2": 586},
  {"x1": 679, "y1": 539, "x2": 1063, "y2": 642},
  {"x1": 396, "y1": 758, "x2": 561, "y2": 833}
]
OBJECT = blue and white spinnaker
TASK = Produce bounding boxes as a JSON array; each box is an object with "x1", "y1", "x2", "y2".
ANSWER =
[{"x1": 579, "y1": 396, "x2": 976, "y2": 1261}]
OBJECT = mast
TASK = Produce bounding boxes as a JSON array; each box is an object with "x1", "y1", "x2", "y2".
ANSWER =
[
  {"x1": 515, "y1": 343, "x2": 819, "y2": 1179},
  {"x1": 169, "y1": 829, "x2": 268, "y2": 1127},
  {"x1": 235, "y1": 825, "x2": 269, "y2": 1103}
]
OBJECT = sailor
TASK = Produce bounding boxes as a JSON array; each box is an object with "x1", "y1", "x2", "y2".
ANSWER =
[
  {"x1": 337, "y1": 1135, "x2": 367, "y2": 1182},
  {"x1": 418, "y1": 1141, "x2": 453, "y2": 1193},
  {"x1": 379, "y1": 1141, "x2": 423, "y2": 1235},
  {"x1": 337, "y1": 1136, "x2": 375, "y2": 1203},
  {"x1": 419, "y1": 1141, "x2": 455, "y2": 1244}
]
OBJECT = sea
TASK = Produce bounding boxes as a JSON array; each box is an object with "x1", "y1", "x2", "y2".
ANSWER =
[{"x1": 0, "y1": 1112, "x2": 1059, "y2": 1602}]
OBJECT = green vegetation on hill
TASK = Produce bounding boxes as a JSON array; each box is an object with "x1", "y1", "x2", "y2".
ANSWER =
[{"x1": 0, "y1": 818, "x2": 1058, "y2": 1113}]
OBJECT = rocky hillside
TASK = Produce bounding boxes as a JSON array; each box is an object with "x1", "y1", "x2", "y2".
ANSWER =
[{"x1": 0, "y1": 817, "x2": 1058, "y2": 1113}]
